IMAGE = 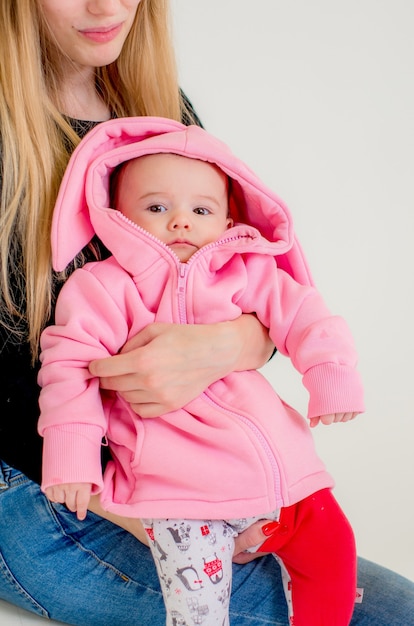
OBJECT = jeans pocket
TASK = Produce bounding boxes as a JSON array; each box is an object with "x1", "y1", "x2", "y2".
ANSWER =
[{"x1": 0, "y1": 460, "x2": 29, "y2": 491}]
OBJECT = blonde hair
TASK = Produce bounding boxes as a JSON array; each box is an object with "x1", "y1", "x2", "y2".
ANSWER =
[{"x1": 0, "y1": 0, "x2": 188, "y2": 361}]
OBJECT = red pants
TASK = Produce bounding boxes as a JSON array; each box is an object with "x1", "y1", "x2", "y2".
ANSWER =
[{"x1": 258, "y1": 489, "x2": 356, "y2": 626}]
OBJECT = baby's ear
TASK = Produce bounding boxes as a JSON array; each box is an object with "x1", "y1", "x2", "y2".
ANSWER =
[{"x1": 226, "y1": 217, "x2": 234, "y2": 229}]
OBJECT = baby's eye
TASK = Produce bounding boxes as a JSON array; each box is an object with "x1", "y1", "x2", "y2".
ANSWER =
[
  {"x1": 193, "y1": 207, "x2": 210, "y2": 215},
  {"x1": 148, "y1": 204, "x2": 167, "y2": 213}
]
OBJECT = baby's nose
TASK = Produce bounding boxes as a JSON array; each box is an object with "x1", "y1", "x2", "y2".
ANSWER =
[{"x1": 170, "y1": 212, "x2": 191, "y2": 230}]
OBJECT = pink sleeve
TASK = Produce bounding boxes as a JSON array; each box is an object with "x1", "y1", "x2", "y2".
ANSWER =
[
  {"x1": 41, "y1": 423, "x2": 104, "y2": 494},
  {"x1": 238, "y1": 256, "x2": 365, "y2": 417},
  {"x1": 38, "y1": 266, "x2": 129, "y2": 491}
]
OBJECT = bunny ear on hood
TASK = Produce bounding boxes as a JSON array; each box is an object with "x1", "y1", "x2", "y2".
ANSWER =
[
  {"x1": 52, "y1": 116, "x2": 313, "y2": 286},
  {"x1": 51, "y1": 117, "x2": 186, "y2": 271}
]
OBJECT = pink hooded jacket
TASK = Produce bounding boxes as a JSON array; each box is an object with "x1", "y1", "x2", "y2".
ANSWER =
[{"x1": 38, "y1": 117, "x2": 364, "y2": 519}]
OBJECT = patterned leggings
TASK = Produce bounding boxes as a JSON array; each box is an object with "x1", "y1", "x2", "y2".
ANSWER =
[{"x1": 143, "y1": 489, "x2": 356, "y2": 626}]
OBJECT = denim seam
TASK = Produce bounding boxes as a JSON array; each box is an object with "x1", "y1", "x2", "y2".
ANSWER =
[
  {"x1": 46, "y1": 498, "x2": 162, "y2": 593},
  {"x1": 46, "y1": 498, "x2": 135, "y2": 583},
  {"x1": 0, "y1": 466, "x2": 162, "y2": 598},
  {"x1": 0, "y1": 551, "x2": 49, "y2": 617}
]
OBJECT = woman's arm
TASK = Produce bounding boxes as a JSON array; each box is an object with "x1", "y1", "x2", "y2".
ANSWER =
[{"x1": 89, "y1": 315, "x2": 273, "y2": 418}]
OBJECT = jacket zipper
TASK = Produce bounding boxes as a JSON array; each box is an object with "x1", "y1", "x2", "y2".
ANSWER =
[
  {"x1": 201, "y1": 392, "x2": 283, "y2": 508},
  {"x1": 175, "y1": 253, "x2": 283, "y2": 507}
]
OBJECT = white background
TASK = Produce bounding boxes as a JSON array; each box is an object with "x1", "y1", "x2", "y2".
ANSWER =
[{"x1": 173, "y1": 0, "x2": 414, "y2": 582}]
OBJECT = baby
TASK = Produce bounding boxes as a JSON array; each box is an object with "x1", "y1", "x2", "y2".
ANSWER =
[{"x1": 38, "y1": 117, "x2": 364, "y2": 626}]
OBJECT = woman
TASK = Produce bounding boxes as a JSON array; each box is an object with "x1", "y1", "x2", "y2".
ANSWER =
[{"x1": 0, "y1": 1, "x2": 412, "y2": 625}]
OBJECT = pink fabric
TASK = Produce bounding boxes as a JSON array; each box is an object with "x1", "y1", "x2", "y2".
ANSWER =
[
  {"x1": 38, "y1": 118, "x2": 364, "y2": 519},
  {"x1": 50, "y1": 116, "x2": 312, "y2": 286}
]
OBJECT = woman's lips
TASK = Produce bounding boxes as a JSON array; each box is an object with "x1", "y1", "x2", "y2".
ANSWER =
[{"x1": 79, "y1": 23, "x2": 123, "y2": 43}]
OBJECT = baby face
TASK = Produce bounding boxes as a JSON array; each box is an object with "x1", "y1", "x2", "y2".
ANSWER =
[{"x1": 115, "y1": 153, "x2": 233, "y2": 262}]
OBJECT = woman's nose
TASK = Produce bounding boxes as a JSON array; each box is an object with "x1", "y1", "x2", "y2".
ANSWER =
[{"x1": 87, "y1": 0, "x2": 120, "y2": 16}]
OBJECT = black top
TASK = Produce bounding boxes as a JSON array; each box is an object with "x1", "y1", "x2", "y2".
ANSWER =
[{"x1": 0, "y1": 94, "x2": 202, "y2": 484}]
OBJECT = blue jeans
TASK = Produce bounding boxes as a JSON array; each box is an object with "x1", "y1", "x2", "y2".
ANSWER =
[{"x1": 0, "y1": 461, "x2": 413, "y2": 625}]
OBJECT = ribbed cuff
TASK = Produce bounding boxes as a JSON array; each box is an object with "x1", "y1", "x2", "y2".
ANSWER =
[
  {"x1": 303, "y1": 363, "x2": 365, "y2": 418},
  {"x1": 41, "y1": 423, "x2": 104, "y2": 494}
]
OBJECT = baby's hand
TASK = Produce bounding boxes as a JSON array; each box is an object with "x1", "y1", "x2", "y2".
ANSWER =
[
  {"x1": 309, "y1": 412, "x2": 359, "y2": 428},
  {"x1": 45, "y1": 483, "x2": 92, "y2": 521}
]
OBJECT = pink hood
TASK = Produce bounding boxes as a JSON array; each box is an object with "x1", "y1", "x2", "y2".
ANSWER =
[{"x1": 52, "y1": 116, "x2": 313, "y2": 286}]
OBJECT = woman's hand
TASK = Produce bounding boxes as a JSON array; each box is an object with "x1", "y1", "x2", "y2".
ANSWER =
[
  {"x1": 89, "y1": 316, "x2": 273, "y2": 418},
  {"x1": 232, "y1": 519, "x2": 279, "y2": 564}
]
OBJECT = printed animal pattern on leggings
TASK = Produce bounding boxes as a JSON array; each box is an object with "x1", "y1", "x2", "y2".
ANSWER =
[{"x1": 143, "y1": 513, "x2": 292, "y2": 626}]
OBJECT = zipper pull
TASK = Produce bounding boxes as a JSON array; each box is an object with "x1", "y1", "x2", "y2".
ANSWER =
[
  {"x1": 177, "y1": 263, "x2": 188, "y2": 323},
  {"x1": 177, "y1": 263, "x2": 187, "y2": 293}
]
